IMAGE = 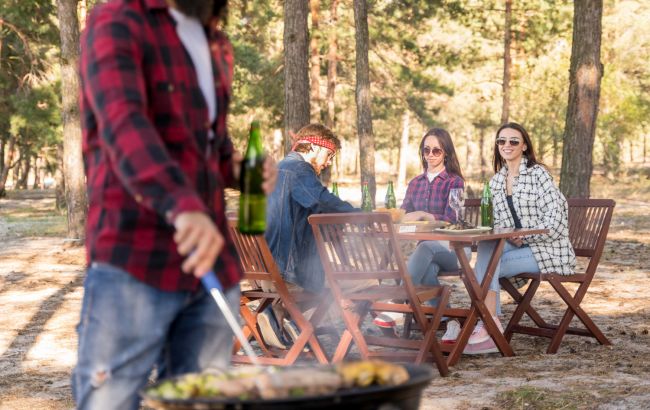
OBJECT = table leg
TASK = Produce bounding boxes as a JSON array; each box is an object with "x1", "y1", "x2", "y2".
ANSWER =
[{"x1": 446, "y1": 239, "x2": 514, "y2": 365}]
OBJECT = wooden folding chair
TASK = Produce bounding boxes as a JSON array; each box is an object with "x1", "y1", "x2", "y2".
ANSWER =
[
  {"x1": 499, "y1": 198, "x2": 615, "y2": 353},
  {"x1": 227, "y1": 219, "x2": 329, "y2": 365},
  {"x1": 309, "y1": 212, "x2": 451, "y2": 376}
]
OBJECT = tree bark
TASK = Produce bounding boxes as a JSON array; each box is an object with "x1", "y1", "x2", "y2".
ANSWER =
[
  {"x1": 0, "y1": 136, "x2": 17, "y2": 198},
  {"x1": 501, "y1": 0, "x2": 512, "y2": 125},
  {"x1": 560, "y1": 0, "x2": 603, "y2": 198},
  {"x1": 33, "y1": 156, "x2": 41, "y2": 189},
  {"x1": 479, "y1": 126, "x2": 486, "y2": 181},
  {"x1": 0, "y1": 137, "x2": 5, "y2": 173},
  {"x1": 397, "y1": 111, "x2": 410, "y2": 192},
  {"x1": 58, "y1": 0, "x2": 87, "y2": 241},
  {"x1": 325, "y1": 0, "x2": 338, "y2": 132},
  {"x1": 353, "y1": 0, "x2": 376, "y2": 205},
  {"x1": 552, "y1": 131, "x2": 560, "y2": 168},
  {"x1": 309, "y1": 0, "x2": 321, "y2": 121},
  {"x1": 18, "y1": 152, "x2": 31, "y2": 189},
  {"x1": 283, "y1": 0, "x2": 311, "y2": 154},
  {"x1": 55, "y1": 143, "x2": 66, "y2": 210}
]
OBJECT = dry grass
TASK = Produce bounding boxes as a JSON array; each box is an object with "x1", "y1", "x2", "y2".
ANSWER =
[{"x1": 0, "y1": 171, "x2": 649, "y2": 409}]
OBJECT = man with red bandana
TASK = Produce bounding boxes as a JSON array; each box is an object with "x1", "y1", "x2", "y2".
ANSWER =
[{"x1": 259, "y1": 124, "x2": 358, "y2": 349}]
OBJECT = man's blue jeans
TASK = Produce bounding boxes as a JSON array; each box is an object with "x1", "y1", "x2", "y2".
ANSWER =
[
  {"x1": 72, "y1": 263, "x2": 239, "y2": 410},
  {"x1": 407, "y1": 240, "x2": 471, "y2": 306},
  {"x1": 474, "y1": 240, "x2": 540, "y2": 315}
]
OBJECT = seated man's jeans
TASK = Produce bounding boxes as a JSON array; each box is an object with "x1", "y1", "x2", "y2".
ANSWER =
[
  {"x1": 407, "y1": 240, "x2": 472, "y2": 306},
  {"x1": 474, "y1": 240, "x2": 540, "y2": 315},
  {"x1": 72, "y1": 263, "x2": 240, "y2": 410}
]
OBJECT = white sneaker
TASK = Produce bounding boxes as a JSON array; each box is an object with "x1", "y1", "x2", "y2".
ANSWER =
[
  {"x1": 468, "y1": 316, "x2": 504, "y2": 345},
  {"x1": 373, "y1": 311, "x2": 405, "y2": 328},
  {"x1": 257, "y1": 309, "x2": 288, "y2": 349},
  {"x1": 441, "y1": 319, "x2": 461, "y2": 344}
]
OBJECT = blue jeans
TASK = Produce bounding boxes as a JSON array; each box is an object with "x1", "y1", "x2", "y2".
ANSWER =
[
  {"x1": 474, "y1": 240, "x2": 540, "y2": 315},
  {"x1": 407, "y1": 241, "x2": 472, "y2": 306},
  {"x1": 72, "y1": 263, "x2": 240, "y2": 410}
]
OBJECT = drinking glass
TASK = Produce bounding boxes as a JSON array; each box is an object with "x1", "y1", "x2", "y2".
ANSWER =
[{"x1": 449, "y1": 188, "x2": 465, "y2": 225}]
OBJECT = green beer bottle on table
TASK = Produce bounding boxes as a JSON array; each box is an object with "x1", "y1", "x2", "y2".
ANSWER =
[
  {"x1": 480, "y1": 180, "x2": 493, "y2": 227},
  {"x1": 238, "y1": 120, "x2": 266, "y2": 234},
  {"x1": 361, "y1": 181, "x2": 373, "y2": 212},
  {"x1": 385, "y1": 180, "x2": 396, "y2": 209},
  {"x1": 331, "y1": 182, "x2": 339, "y2": 197}
]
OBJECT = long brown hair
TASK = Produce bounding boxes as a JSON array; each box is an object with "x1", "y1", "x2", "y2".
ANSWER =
[
  {"x1": 493, "y1": 122, "x2": 543, "y2": 173},
  {"x1": 419, "y1": 128, "x2": 464, "y2": 180}
]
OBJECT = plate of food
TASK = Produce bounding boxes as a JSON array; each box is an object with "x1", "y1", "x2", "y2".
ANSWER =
[
  {"x1": 396, "y1": 220, "x2": 448, "y2": 233},
  {"x1": 433, "y1": 224, "x2": 492, "y2": 235}
]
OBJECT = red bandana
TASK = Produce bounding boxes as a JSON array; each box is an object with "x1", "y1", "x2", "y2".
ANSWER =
[{"x1": 291, "y1": 135, "x2": 337, "y2": 153}]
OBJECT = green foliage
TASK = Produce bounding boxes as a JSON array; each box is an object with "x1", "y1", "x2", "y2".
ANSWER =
[
  {"x1": 1, "y1": 0, "x2": 649, "y2": 185},
  {"x1": 0, "y1": 0, "x2": 61, "y2": 157}
]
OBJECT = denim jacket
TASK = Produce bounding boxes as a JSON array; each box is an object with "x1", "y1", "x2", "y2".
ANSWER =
[{"x1": 265, "y1": 152, "x2": 357, "y2": 292}]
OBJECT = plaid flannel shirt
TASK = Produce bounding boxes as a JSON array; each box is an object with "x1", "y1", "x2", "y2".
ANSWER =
[
  {"x1": 401, "y1": 170, "x2": 464, "y2": 223},
  {"x1": 80, "y1": 0, "x2": 242, "y2": 291}
]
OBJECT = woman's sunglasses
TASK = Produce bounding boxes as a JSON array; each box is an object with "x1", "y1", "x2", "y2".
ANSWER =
[
  {"x1": 422, "y1": 147, "x2": 444, "y2": 157},
  {"x1": 496, "y1": 138, "x2": 521, "y2": 147}
]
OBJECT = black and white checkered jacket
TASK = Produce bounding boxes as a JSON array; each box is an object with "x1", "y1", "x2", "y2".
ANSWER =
[{"x1": 490, "y1": 157, "x2": 576, "y2": 282}]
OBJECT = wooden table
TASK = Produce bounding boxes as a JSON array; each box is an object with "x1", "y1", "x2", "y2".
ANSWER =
[{"x1": 397, "y1": 227, "x2": 548, "y2": 366}]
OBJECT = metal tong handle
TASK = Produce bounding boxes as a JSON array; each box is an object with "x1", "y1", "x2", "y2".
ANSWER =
[{"x1": 201, "y1": 271, "x2": 261, "y2": 368}]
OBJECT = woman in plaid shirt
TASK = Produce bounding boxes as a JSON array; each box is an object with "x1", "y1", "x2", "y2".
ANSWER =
[
  {"x1": 464, "y1": 122, "x2": 576, "y2": 355},
  {"x1": 373, "y1": 128, "x2": 468, "y2": 340}
]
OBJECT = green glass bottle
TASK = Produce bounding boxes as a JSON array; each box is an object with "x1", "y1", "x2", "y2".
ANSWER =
[
  {"x1": 331, "y1": 182, "x2": 339, "y2": 197},
  {"x1": 385, "y1": 180, "x2": 396, "y2": 209},
  {"x1": 361, "y1": 181, "x2": 373, "y2": 212},
  {"x1": 238, "y1": 120, "x2": 266, "y2": 234},
  {"x1": 480, "y1": 180, "x2": 493, "y2": 227}
]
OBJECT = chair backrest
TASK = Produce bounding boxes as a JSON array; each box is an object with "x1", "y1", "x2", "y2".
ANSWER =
[
  {"x1": 464, "y1": 198, "x2": 481, "y2": 227},
  {"x1": 309, "y1": 212, "x2": 421, "y2": 299},
  {"x1": 567, "y1": 199, "x2": 616, "y2": 275},
  {"x1": 227, "y1": 218, "x2": 283, "y2": 284}
]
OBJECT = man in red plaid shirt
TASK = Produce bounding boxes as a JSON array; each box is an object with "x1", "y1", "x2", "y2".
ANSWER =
[{"x1": 72, "y1": 1, "x2": 276, "y2": 408}]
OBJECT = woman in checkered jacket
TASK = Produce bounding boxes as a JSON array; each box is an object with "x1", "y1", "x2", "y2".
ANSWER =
[{"x1": 464, "y1": 122, "x2": 576, "y2": 355}]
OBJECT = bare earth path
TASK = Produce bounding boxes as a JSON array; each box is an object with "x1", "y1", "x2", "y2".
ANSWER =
[{"x1": 0, "y1": 179, "x2": 649, "y2": 409}]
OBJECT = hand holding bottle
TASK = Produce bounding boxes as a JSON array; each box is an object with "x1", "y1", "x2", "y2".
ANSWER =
[{"x1": 232, "y1": 152, "x2": 277, "y2": 196}]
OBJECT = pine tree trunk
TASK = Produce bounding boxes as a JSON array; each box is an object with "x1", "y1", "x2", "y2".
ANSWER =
[
  {"x1": 0, "y1": 137, "x2": 5, "y2": 174},
  {"x1": 12, "y1": 156, "x2": 20, "y2": 188},
  {"x1": 0, "y1": 136, "x2": 16, "y2": 198},
  {"x1": 397, "y1": 112, "x2": 410, "y2": 192},
  {"x1": 479, "y1": 127, "x2": 486, "y2": 181},
  {"x1": 353, "y1": 0, "x2": 376, "y2": 205},
  {"x1": 55, "y1": 143, "x2": 66, "y2": 210},
  {"x1": 58, "y1": 0, "x2": 87, "y2": 241},
  {"x1": 309, "y1": 0, "x2": 321, "y2": 121},
  {"x1": 560, "y1": 0, "x2": 603, "y2": 198},
  {"x1": 283, "y1": 0, "x2": 311, "y2": 154},
  {"x1": 324, "y1": 0, "x2": 339, "y2": 182},
  {"x1": 501, "y1": 0, "x2": 512, "y2": 125},
  {"x1": 325, "y1": 0, "x2": 338, "y2": 132},
  {"x1": 18, "y1": 153, "x2": 31, "y2": 189},
  {"x1": 552, "y1": 132, "x2": 559, "y2": 168},
  {"x1": 33, "y1": 156, "x2": 41, "y2": 189}
]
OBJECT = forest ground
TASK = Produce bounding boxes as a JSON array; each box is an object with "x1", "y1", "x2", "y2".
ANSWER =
[{"x1": 0, "y1": 172, "x2": 649, "y2": 410}]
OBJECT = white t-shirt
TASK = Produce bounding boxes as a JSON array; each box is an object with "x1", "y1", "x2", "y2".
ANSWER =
[
  {"x1": 427, "y1": 171, "x2": 441, "y2": 183},
  {"x1": 168, "y1": 8, "x2": 216, "y2": 136}
]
